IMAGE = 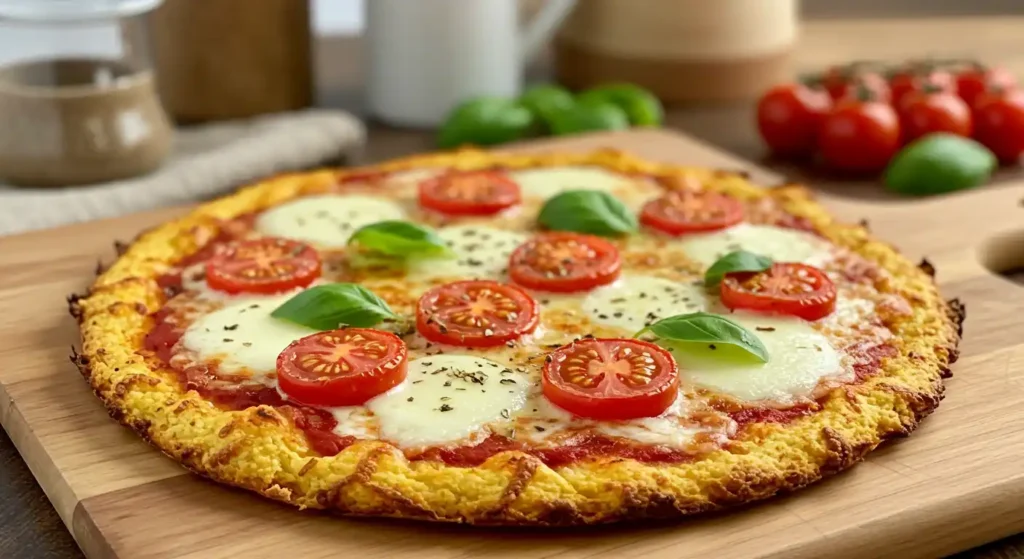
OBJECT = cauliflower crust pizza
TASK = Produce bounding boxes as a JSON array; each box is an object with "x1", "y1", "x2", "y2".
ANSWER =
[{"x1": 70, "y1": 149, "x2": 963, "y2": 526}]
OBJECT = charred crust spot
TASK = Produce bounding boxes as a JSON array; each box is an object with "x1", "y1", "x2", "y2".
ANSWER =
[
  {"x1": 619, "y1": 487, "x2": 687, "y2": 519},
  {"x1": 255, "y1": 407, "x2": 282, "y2": 424},
  {"x1": 113, "y1": 374, "x2": 161, "y2": 397},
  {"x1": 133, "y1": 302, "x2": 148, "y2": 315},
  {"x1": 66, "y1": 292, "x2": 88, "y2": 321},
  {"x1": 174, "y1": 400, "x2": 197, "y2": 414},
  {"x1": 218, "y1": 423, "x2": 235, "y2": 438},
  {"x1": 536, "y1": 500, "x2": 583, "y2": 525},
  {"x1": 820, "y1": 427, "x2": 856, "y2": 475},
  {"x1": 858, "y1": 218, "x2": 870, "y2": 230},
  {"x1": 918, "y1": 258, "x2": 936, "y2": 277},
  {"x1": 128, "y1": 418, "x2": 152, "y2": 436},
  {"x1": 946, "y1": 298, "x2": 966, "y2": 339},
  {"x1": 69, "y1": 346, "x2": 91, "y2": 378},
  {"x1": 113, "y1": 239, "x2": 130, "y2": 256},
  {"x1": 298, "y1": 458, "x2": 318, "y2": 476},
  {"x1": 94, "y1": 259, "x2": 107, "y2": 276}
]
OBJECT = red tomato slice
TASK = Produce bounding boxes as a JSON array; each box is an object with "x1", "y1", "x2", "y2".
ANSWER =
[
  {"x1": 205, "y1": 238, "x2": 321, "y2": 295},
  {"x1": 415, "y1": 280, "x2": 539, "y2": 347},
  {"x1": 640, "y1": 190, "x2": 744, "y2": 235},
  {"x1": 276, "y1": 328, "x2": 408, "y2": 407},
  {"x1": 720, "y1": 263, "x2": 837, "y2": 321},
  {"x1": 418, "y1": 170, "x2": 521, "y2": 215},
  {"x1": 508, "y1": 232, "x2": 621, "y2": 293},
  {"x1": 542, "y1": 338, "x2": 679, "y2": 420}
]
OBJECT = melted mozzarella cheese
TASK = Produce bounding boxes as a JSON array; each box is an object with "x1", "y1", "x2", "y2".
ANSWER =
[
  {"x1": 678, "y1": 224, "x2": 832, "y2": 267},
  {"x1": 254, "y1": 194, "x2": 406, "y2": 248},
  {"x1": 367, "y1": 355, "x2": 529, "y2": 447},
  {"x1": 407, "y1": 225, "x2": 527, "y2": 280},
  {"x1": 674, "y1": 313, "x2": 844, "y2": 402},
  {"x1": 593, "y1": 395, "x2": 703, "y2": 447},
  {"x1": 583, "y1": 275, "x2": 712, "y2": 332},
  {"x1": 509, "y1": 166, "x2": 634, "y2": 200},
  {"x1": 179, "y1": 294, "x2": 315, "y2": 378}
]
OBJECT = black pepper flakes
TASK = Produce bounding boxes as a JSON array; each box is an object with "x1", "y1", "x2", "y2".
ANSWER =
[
  {"x1": 708, "y1": 344, "x2": 717, "y2": 350},
  {"x1": 756, "y1": 326, "x2": 776, "y2": 332},
  {"x1": 407, "y1": 397, "x2": 414, "y2": 402},
  {"x1": 222, "y1": 338, "x2": 234, "y2": 343},
  {"x1": 500, "y1": 378, "x2": 517, "y2": 385},
  {"x1": 500, "y1": 409, "x2": 510, "y2": 419},
  {"x1": 439, "y1": 404, "x2": 453, "y2": 412},
  {"x1": 223, "y1": 324, "x2": 238, "y2": 331},
  {"x1": 534, "y1": 426, "x2": 546, "y2": 432}
]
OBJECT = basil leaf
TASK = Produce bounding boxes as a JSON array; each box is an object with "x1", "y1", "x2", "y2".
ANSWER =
[
  {"x1": 348, "y1": 220, "x2": 451, "y2": 258},
  {"x1": 636, "y1": 312, "x2": 769, "y2": 363},
  {"x1": 271, "y1": 283, "x2": 399, "y2": 330},
  {"x1": 537, "y1": 189, "x2": 638, "y2": 236},
  {"x1": 703, "y1": 250, "x2": 773, "y2": 288}
]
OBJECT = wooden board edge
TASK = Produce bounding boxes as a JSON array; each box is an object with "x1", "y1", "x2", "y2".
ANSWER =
[
  {"x1": 0, "y1": 382, "x2": 82, "y2": 532},
  {"x1": 73, "y1": 500, "x2": 116, "y2": 559}
]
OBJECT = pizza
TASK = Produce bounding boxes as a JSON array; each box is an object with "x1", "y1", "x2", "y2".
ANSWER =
[{"x1": 70, "y1": 149, "x2": 963, "y2": 525}]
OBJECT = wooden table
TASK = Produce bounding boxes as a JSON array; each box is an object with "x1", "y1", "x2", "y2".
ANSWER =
[{"x1": 2, "y1": 16, "x2": 1024, "y2": 558}]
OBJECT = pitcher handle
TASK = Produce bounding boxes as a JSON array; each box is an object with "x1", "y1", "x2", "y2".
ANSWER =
[{"x1": 519, "y1": 0, "x2": 577, "y2": 65}]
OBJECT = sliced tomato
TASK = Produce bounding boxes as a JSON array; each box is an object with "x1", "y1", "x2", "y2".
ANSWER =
[
  {"x1": 415, "y1": 280, "x2": 539, "y2": 347},
  {"x1": 276, "y1": 328, "x2": 407, "y2": 407},
  {"x1": 640, "y1": 190, "x2": 744, "y2": 235},
  {"x1": 205, "y1": 238, "x2": 321, "y2": 295},
  {"x1": 542, "y1": 338, "x2": 679, "y2": 420},
  {"x1": 720, "y1": 263, "x2": 837, "y2": 321},
  {"x1": 508, "y1": 232, "x2": 621, "y2": 293},
  {"x1": 418, "y1": 170, "x2": 520, "y2": 215}
]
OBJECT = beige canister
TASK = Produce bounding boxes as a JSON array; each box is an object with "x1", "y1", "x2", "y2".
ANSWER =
[{"x1": 554, "y1": 0, "x2": 798, "y2": 104}]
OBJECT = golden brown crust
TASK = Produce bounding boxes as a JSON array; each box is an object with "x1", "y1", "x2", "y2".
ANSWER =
[{"x1": 73, "y1": 148, "x2": 962, "y2": 525}]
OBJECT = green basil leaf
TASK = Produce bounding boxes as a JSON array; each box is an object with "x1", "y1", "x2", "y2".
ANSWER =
[
  {"x1": 636, "y1": 311, "x2": 769, "y2": 363},
  {"x1": 537, "y1": 189, "x2": 638, "y2": 236},
  {"x1": 271, "y1": 283, "x2": 399, "y2": 330},
  {"x1": 348, "y1": 220, "x2": 451, "y2": 258},
  {"x1": 703, "y1": 250, "x2": 773, "y2": 288}
]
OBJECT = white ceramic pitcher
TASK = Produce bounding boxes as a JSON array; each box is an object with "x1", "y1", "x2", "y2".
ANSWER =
[{"x1": 366, "y1": 0, "x2": 576, "y2": 127}]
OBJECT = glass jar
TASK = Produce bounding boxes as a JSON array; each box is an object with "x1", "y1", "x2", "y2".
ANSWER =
[{"x1": 0, "y1": 0, "x2": 172, "y2": 187}]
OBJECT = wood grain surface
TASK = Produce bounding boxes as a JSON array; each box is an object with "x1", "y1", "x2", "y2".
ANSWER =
[{"x1": 0, "y1": 129, "x2": 1022, "y2": 558}]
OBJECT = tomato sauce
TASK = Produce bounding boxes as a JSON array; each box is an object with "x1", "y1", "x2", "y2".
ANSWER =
[
  {"x1": 851, "y1": 342, "x2": 898, "y2": 381},
  {"x1": 143, "y1": 308, "x2": 182, "y2": 364},
  {"x1": 729, "y1": 405, "x2": 814, "y2": 427},
  {"x1": 413, "y1": 433, "x2": 693, "y2": 468}
]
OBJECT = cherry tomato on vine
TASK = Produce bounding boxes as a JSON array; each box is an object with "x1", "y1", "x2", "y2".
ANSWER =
[
  {"x1": 889, "y1": 68, "x2": 957, "y2": 109},
  {"x1": 819, "y1": 97, "x2": 901, "y2": 174},
  {"x1": 972, "y1": 90, "x2": 1024, "y2": 163},
  {"x1": 956, "y1": 65, "x2": 1017, "y2": 108},
  {"x1": 821, "y1": 67, "x2": 891, "y2": 103},
  {"x1": 899, "y1": 89, "x2": 972, "y2": 143},
  {"x1": 756, "y1": 83, "x2": 832, "y2": 159}
]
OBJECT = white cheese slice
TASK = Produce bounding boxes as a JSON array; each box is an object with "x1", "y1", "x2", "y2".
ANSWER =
[
  {"x1": 508, "y1": 166, "x2": 634, "y2": 201},
  {"x1": 254, "y1": 194, "x2": 406, "y2": 248},
  {"x1": 407, "y1": 224, "x2": 527, "y2": 281},
  {"x1": 593, "y1": 395, "x2": 702, "y2": 447},
  {"x1": 678, "y1": 224, "x2": 832, "y2": 267},
  {"x1": 583, "y1": 275, "x2": 712, "y2": 332},
  {"x1": 179, "y1": 294, "x2": 314, "y2": 379},
  {"x1": 367, "y1": 355, "x2": 530, "y2": 447},
  {"x1": 673, "y1": 312, "x2": 844, "y2": 402}
]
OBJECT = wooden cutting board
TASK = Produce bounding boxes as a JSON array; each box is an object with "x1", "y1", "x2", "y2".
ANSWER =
[{"x1": 1, "y1": 130, "x2": 1022, "y2": 559}]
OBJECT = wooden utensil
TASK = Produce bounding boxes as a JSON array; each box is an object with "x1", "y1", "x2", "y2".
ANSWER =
[{"x1": 1, "y1": 129, "x2": 1022, "y2": 558}]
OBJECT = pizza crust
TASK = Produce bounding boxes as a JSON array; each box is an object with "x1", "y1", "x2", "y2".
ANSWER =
[{"x1": 71, "y1": 149, "x2": 963, "y2": 525}]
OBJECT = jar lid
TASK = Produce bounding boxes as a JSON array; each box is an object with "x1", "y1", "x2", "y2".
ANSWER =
[{"x1": 0, "y1": 0, "x2": 163, "y2": 22}]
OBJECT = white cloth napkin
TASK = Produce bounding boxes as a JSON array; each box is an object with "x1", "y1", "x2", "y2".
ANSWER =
[{"x1": 0, "y1": 109, "x2": 366, "y2": 236}]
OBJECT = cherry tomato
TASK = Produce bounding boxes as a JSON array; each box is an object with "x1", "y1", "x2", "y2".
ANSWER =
[
  {"x1": 956, "y1": 65, "x2": 1017, "y2": 108},
  {"x1": 819, "y1": 99, "x2": 901, "y2": 174},
  {"x1": 756, "y1": 83, "x2": 832, "y2": 159},
  {"x1": 640, "y1": 190, "x2": 744, "y2": 235},
  {"x1": 720, "y1": 263, "x2": 837, "y2": 321},
  {"x1": 205, "y1": 238, "x2": 321, "y2": 295},
  {"x1": 542, "y1": 338, "x2": 679, "y2": 420},
  {"x1": 276, "y1": 329, "x2": 408, "y2": 407},
  {"x1": 415, "y1": 280, "x2": 539, "y2": 347},
  {"x1": 821, "y1": 67, "x2": 891, "y2": 103},
  {"x1": 889, "y1": 69, "x2": 957, "y2": 109},
  {"x1": 508, "y1": 232, "x2": 621, "y2": 293},
  {"x1": 418, "y1": 170, "x2": 521, "y2": 216},
  {"x1": 899, "y1": 90, "x2": 972, "y2": 143},
  {"x1": 973, "y1": 90, "x2": 1024, "y2": 163}
]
